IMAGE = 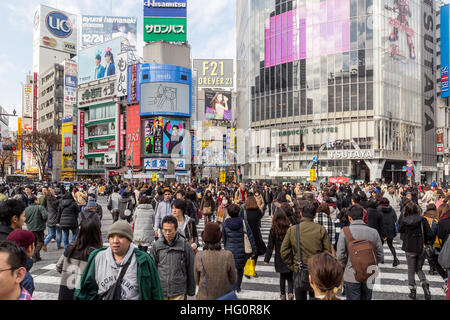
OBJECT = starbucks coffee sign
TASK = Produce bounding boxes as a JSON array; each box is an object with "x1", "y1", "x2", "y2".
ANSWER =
[
  {"x1": 328, "y1": 150, "x2": 375, "y2": 160},
  {"x1": 272, "y1": 127, "x2": 338, "y2": 137}
]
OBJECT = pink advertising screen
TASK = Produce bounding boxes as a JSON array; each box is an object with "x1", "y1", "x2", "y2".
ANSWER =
[{"x1": 265, "y1": 0, "x2": 350, "y2": 68}]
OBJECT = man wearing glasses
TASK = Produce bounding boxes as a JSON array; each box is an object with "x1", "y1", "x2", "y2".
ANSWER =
[
  {"x1": 0, "y1": 241, "x2": 32, "y2": 300},
  {"x1": 150, "y1": 215, "x2": 195, "y2": 300}
]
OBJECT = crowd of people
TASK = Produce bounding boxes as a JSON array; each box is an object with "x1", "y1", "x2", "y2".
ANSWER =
[{"x1": 0, "y1": 179, "x2": 449, "y2": 301}]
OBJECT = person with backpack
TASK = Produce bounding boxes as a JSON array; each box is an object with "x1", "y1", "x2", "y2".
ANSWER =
[
  {"x1": 58, "y1": 193, "x2": 81, "y2": 250},
  {"x1": 336, "y1": 205, "x2": 384, "y2": 300},
  {"x1": 150, "y1": 215, "x2": 196, "y2": 300},
  {"x1": 398, "y1": 201, "x2": 435, "y2": 300},
  {"x1": 79, "y1": 199, "x2": 101, "y2": 228}
]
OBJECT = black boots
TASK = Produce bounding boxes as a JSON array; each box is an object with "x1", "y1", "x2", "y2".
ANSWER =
[
  {"x1": 422, "y1": 283, "x2": 431, "y2": 300},
  {"x1": 409, "y1": 288, "x2": 416, "y2": 300},
  {"x1": 392, "y1": 257, "x2": 400, "y2": 267}
]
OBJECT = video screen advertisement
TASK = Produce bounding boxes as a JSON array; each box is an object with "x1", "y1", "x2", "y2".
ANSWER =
[
  {"x1": 78, "y1": 38, "x2": 121, "y2": 84},
  {"x1": 143, "y1": 118, "x2": 186, "y2": 157},
  {"x1": 204, "y1": 90, "x2": 232, "y2": 120},
  {"x1": 81, "y1": 16, "x2": 137, "y2": 50},
  {"x1": 139, "y1": 64, "x2": 192, "y2": 117}
]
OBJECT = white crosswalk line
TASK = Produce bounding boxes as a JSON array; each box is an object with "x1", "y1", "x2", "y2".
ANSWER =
[
  {"x1": 32, "y1": 291, "x2": 59, "y2": 300},
  {"x1": 33, "y1": 275, "x2": 61, "y2": 285}
]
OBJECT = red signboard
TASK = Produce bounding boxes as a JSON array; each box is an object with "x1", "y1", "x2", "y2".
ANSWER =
[
  {"x1": 126, "y1": 105, "x2": 141, "y2": 167},
  {"x1": 328, "y1": 177, "x2": 349, "y2": 184},
  {"x1": 80, "y1": 112, "x2": 85, "y2": 162},
  {"x1": 33, "y1": 73, "x2": 38, "y2": 132}
]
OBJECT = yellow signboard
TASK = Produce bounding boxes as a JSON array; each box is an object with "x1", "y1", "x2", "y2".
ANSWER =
[
  {"x1": 219, "y1": 171, "x2": 226, "y2": 183},
  {"x1": 309, "y1": 169, "x2": 317, "y2": 182},
  {"x1": 152, "y1": 172, "x2": 157, "y2": 182},
  {"x1": 230, "y1": 128, "x2": 236, "y2": 150},
  {"x1": 202, "y1": 141, "x2": 212, "y2": 148},
  {"x1": 17, "y1": 117, "x2": 22, "y2": 162}
]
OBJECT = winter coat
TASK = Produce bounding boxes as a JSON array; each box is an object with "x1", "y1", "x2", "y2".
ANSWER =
[
  {"x1": 75, "y1": 247, "x2": 163, "y2": 300},
  {"x1": 79, "y1": 208, "x2": 101, "y2": 228},
  {"x1": 255, "y1": 195, "x2": 265, "y2": 212},
  {"x1": 178, "y1": 215, "x2": 199, "y2": 248},
  {"x1": 58, "y1": 198, "x2": 80, "y2": 230},
  {"x1": 133, "y1": 204, "x2": 155, "y2": 246},
  {"x1": 46, "y1": 197, "x2": 60, "y2": 227},
  {"x1": 264, "y1": 229, "x2": 291, "y2": 274},
  {"x1": 398, "y1": 215, "x2": 434, "y2": 254},
  {"x1": 118, "y1": 196, "x2": 135, "y2": 221},
  {"x1": 25, "y1": 204, "x2": 48, "y2": 232},
  {"x1": 241, "y1": 208, "x2": 266, "y2": 256},
  {"x1": 150, "y1": 232, "x2": 196, "y2": 298},
  {"x1": 378, "y1": 205, "x2": 397, "y2": 239},
  {"x1": 194, "y1": 250, "x2": 237, "y2": 300},
  {"x1": 0, "y1": 225, "x2": 13, "y2": 241},
  {"x1": 154, "y1": 199, "x2": 173, "y2": 231},
  {"x1": 200, "y1": 196, "x2": 216, "y2": 215},
  {"x1": 366, "y1": 207, "x2": 383, "y2": 239},
  {"x1": 185, "y1": 199, "x2": 198, "y2": 225},
  {"x1": 234, "y1": 189, "x2": 248, "y2": 205},
  {"x1": 280, "y1": 217, "x2": 332, "y2": 271},
  {"x1": 437, "y1": 213, "x2": 450, "y2": 244},
  {"x1": 222, "y1": 216, "x2": 257, "y2": 270},
  {"x1": 327, "y1": 201, "x2": 340, "y2": 221}
]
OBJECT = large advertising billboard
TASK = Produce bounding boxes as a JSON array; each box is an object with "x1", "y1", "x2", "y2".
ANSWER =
[
  {"x1": 441, "y1": 4, "x2": 450, "y2": 98},
  {"x1": 143, "y1": 118, "x2": 186, "y2": 156},
  {"x1": 204, "y1": 90, "x2": 232, "y2": 121},
  {"x1": 126, "y1": 105, "x2": 141, "y2": 167},
  {"x1": 193, "y1": 59, "x2": 234, "y2": 88},
  {"x1": 144, "y1": 0, "x2": 187, "y2": 18},
  {"x1": 22, "y1": 84, "x2": 33, "y2": 118},
  {"x1": 78, "y1": 38, "x2": 121, "y2": 84},
  {"x1": 63, "y1": 60, "x2": 77, "y2": 117},
  {"x1": 144, "y1": 17, "x2": 187, "y2": 42},
  {"x1": 139, "y1": 64, "x2": 191, "y2": 117},
  {"x1": 81, "y1": 16, "x2": 137, "y2": 50},
  {"x1": 62, "y1": 118, "x2": 73, "y2": 171},
  {"x1": 33, "y1": 5, "x2": 78, "y2": 55},
  {"x1": 264, "y1": 0, "x2": 350, "y2": 68}
]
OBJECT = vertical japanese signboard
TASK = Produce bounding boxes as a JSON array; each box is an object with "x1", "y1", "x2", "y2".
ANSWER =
[
  {"x1": 79, "y1": 112, "x2": 85, "y2": 164},
  {"x1": 116, "y1": 52, "x2": 128, "y2": 97}
]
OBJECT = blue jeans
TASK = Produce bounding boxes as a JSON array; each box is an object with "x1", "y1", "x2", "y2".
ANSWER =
[
  {"x1": 344, "y1": 282, "x2": 373, "y2": 300},
  {"x1": 62, "y1": 228, "x2": 78, "y2": 249},
  {"x1": 44, "y1": 226, "x2": 62, "y2": 247}
]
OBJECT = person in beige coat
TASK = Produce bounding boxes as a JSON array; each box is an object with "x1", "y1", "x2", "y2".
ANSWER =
[
  {"x1": 194, "y1": 222, "x2": 237, "y2": 300},
  {"x1": 254, "y1": 190, "x2": 265, "y2": 212}
]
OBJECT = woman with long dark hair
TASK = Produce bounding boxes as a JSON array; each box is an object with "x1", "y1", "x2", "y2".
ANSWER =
[
  {"x1": 264, "y1": 208, "x2": 293, "y2": 300},
  {"x1": 56, "y1": 219, "x2": 102, "y2": 300},
  {"x1": 104, "y1": 49, "x2": 116, "y2": 76}
]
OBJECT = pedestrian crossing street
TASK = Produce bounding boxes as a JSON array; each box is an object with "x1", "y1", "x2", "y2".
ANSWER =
[{"x1": 31, "y1": 214, "x2": 447, "y2": 300}]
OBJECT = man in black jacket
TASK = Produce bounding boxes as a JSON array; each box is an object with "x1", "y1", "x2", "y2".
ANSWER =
[
  {"x1": 263, "y1": 185, "x2": 273, "y2": 216},
  {"x1": 0, "y1": 200, "x2": 26, "y2": 241}
]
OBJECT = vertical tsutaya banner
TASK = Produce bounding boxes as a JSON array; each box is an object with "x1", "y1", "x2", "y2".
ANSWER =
[
  {"x1": 422, "y1": 0, "x2": 436, "y2": 168},
  {"x1": 126, "y1": 105, "x2": 141, "y2": 167},
  {"x1": 116, "y1": 52, "x2": 128, "y2": 97},
  {"x1": 441, "y1": 4, "x2": 450, "y2": 98}
]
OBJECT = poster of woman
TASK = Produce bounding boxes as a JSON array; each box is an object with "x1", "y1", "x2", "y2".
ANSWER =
[{"x1": 205, "y1": 90, "x2": 232, "y2": 120}]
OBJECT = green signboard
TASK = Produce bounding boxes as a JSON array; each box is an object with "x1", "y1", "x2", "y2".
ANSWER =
[{"x1": 144, "y1": 17, "x2": 187, "y2": 42}]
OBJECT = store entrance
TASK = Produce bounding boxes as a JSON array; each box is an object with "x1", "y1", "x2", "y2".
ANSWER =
[
  {"x1": 353, "y1": 160, "x2": 370, "y2": 182},
  {"x1": 382, "y1": 161, "x2": 408, "y2": 184}
]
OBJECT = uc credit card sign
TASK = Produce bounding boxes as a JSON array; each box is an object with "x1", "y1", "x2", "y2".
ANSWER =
[{"x1": 144, "y1": 0, "x2": 187, "y2": 18}]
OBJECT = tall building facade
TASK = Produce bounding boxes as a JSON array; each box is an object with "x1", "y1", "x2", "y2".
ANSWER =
[{"x1": 237, "y1": 0, "x2": 438, "y2": 183}]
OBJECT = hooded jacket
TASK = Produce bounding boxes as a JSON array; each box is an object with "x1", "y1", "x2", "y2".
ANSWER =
[
  {"x1": 222, "y1": 216, "x2": 257, "y2": 269},
  {"x1": 21, "y1": 258, "x2": 34, "y2": 296},
  {"x1": 25, "y1": 204, "x2": 48, "y2": 232},
  {"x1": 154, "y1": 199, "x2": 173, "y2": 231},
  {"x1": 377, "y1": 205, "x2": 397, "y2": 239},
  {"x1": 150, "y1": 232, "x2": 196, "y2": 298},
  {"x1": 58, "y1": 198, "x2": 80, "y2": 229},
  {"x1": 398, "y1": 215, "x2": 434, "y2": 254},
  {"x1": 133, "y1": 204, "x2": 155, "y2": 245},
  {"x1": 74, "y1": 245, "x2": 163, "y2": 300}
]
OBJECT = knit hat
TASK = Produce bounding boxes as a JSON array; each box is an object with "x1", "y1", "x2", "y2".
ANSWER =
[
  {"x1": 107, "y1": 221, "x2": 133, "y2": 242},
  {"x1": 86, "y1": 199, "x2": 97, "y2": 207},
  {"x1": 201, "y1": 222, "x2": 222, "y2": 243},
  {"x1": 6, "y1": 229, "x2": 36, "y2": 249}
]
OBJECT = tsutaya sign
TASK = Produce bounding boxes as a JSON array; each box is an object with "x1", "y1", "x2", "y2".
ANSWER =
[{"x1": 328, "y1": 150, "x2": 375, "y2": 160}]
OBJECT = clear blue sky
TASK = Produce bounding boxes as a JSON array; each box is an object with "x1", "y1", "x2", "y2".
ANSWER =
[{"x1": 0, "y1": 0, "x2": 236, "y2": 132}]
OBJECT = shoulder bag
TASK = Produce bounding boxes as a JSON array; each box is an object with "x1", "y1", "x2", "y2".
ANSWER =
[
  {"x1": 200, "y1": 252, "x2": 238, "y2": 300},
  {"x1": 242, "y1": 216, "x2": 252, "y2": 254},
  {"x1": 293, "y1": 223, "x2": 312, "y2": 291},
  {"x1": 98, "y1": 255, "x2": 132, "y2": 300},
  {"x1": 421, "y1": 220, "x2": 435, "y2": 258}
]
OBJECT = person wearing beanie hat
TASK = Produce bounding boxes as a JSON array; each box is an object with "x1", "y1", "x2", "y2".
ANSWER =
[
  {"x1": 194, "y1": 222, "x2": 237, "y2": 300},
  {"x1": 79, "y1": 197, "x2": 101, "y2": 228},
  {"x1": 6, "y1": 230, "x2": 36, "y2": 296},
  {"x1": 75, "y1": 220, "x2": 164, "y2": 300}
]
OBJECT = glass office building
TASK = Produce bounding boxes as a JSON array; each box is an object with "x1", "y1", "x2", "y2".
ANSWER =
[{"x1": 237, "y1": 0, "x2": 438, "y2": 183}]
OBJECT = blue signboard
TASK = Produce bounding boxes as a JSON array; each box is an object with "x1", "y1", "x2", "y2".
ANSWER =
[
  {"x1": 441, "y1": 4, "x2": 450, "y2": 98},
  {"x1": 138, "y1": 63, "x2": 191, "y2": 117},
  {"x1": 144, "y1": 0, "x2": 187, "y2": 18}
]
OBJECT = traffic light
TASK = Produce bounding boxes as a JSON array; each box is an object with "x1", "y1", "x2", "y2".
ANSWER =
[{"x1": 2, "y1": 145, "x2": 16, "y2": 151}]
